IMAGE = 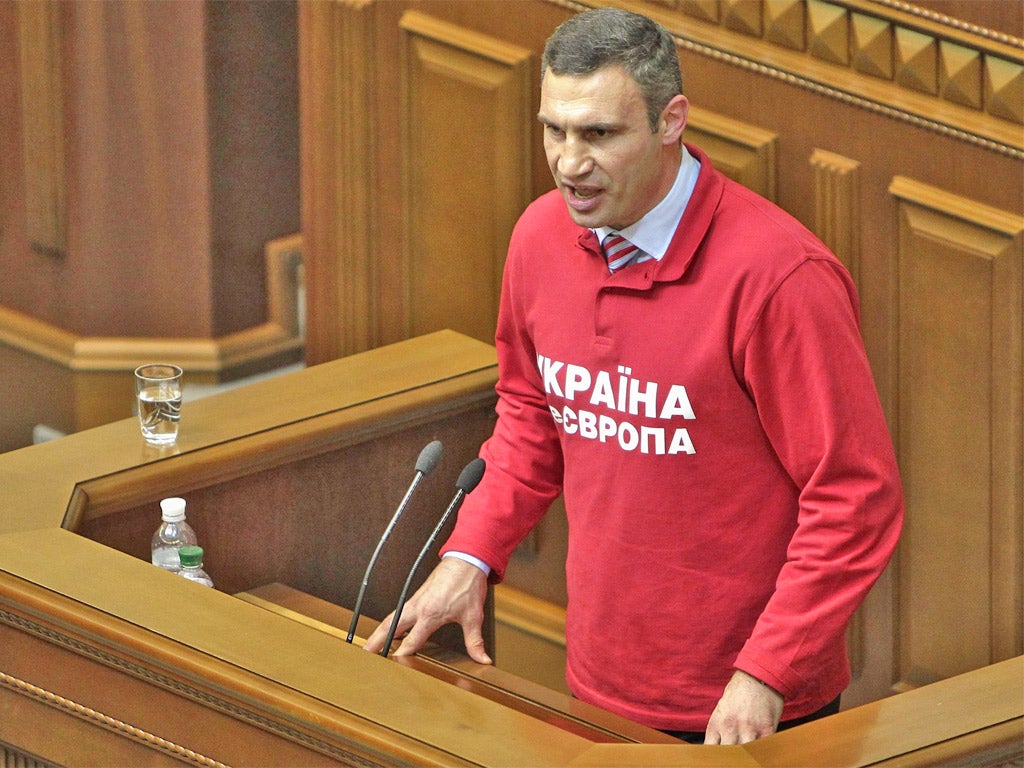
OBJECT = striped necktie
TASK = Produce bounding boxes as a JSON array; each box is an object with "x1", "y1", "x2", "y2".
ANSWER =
[{"x1": 601, "y1": 232, "x2": 646, "y2": 272}]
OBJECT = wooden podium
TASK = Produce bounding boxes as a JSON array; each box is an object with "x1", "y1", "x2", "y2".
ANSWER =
[{"x1": 1, "y1": 331, "x2": 1020, "y2": 766}]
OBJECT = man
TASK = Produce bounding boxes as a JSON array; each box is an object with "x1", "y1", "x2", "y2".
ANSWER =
[{"x1": 364, "y1": 7, "x2": 903, "y2": 745}]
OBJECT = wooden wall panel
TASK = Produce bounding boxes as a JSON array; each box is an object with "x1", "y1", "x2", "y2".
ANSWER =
[
  {"x1": 398, "y1": 12, "x2": 533, "y2": 345},
  {"x1": 891, "y1": 176, "x2": 1023, "y2": 687},
  {"x1": 687, "y1": 105, "x2": 777, "y2": 200},
  {"x1": 16, "y1": 0, "x2": 65, "y2": 258}
]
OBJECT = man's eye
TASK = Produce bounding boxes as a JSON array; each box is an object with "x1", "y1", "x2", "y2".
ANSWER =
[{"x1": 588, "y1": 128, "x2": 610, "y2": 140}]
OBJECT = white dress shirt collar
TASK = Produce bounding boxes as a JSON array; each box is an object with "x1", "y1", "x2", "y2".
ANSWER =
[{"x1": 594, "y1": 145, "x2": 701, "y2": 261}]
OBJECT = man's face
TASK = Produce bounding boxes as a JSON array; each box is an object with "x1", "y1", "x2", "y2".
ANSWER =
[{"x1": 538, "y1": 65, "x2": 682, "y2": 231}]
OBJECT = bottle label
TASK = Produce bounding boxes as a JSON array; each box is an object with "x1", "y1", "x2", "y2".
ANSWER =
[{"x1": 152, "y1": 546, "x2": 181, "y2": 571}]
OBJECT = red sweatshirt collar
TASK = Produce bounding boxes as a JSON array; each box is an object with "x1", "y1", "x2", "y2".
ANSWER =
[{"x1": 574, "y1": 143, "x2": 725, "y2": 289}]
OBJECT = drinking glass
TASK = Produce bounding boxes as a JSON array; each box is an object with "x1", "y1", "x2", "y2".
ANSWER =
[{"x1": 134, "y1": 364, "x2": 183, "y2": 445}]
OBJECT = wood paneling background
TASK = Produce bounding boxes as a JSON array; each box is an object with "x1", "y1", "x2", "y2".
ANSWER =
[
  {"x1": 0, "y1": 1, "x2": 301, "y2": 451},
  {"x1": 299, "y1": 0, "x2": 1023, "y2": 709}
]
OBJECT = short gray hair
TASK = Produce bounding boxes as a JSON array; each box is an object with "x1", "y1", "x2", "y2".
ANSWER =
[{"x1": 541, "y1": 8, "x2": 683, "y2": 131}]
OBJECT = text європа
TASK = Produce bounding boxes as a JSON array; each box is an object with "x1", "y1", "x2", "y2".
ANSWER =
[{"x1": 537, "y1": 354, "x2": 697, "y2": 455}]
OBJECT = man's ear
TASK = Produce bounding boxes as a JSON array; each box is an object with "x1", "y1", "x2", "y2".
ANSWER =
[{"x1": 660, "y1": 94, "x2": 689, "y2": 145}]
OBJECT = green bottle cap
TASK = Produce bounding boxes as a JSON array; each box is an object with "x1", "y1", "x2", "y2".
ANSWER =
[{"x1": 179, "y1": 545, "x2": 204, "y2": 567}]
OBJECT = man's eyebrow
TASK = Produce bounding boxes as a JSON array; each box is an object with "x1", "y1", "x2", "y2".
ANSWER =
[{"x1": 536, "y1": 114, "x2": 619, "y2": 133}]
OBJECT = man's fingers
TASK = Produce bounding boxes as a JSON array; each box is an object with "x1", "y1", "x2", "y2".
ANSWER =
[
  {"x1": 361, "y1": 616, "x2": 388, "y2": 653},
  {"x1": 463, "y1": 626, "x2": 493, "y2": 665},
  {"x1": 704, "y1": 727, "x2": 760, "y2": 746},
  {"x1": 391, "y1": 619, "x2": 433, "y2": 657},
  {"x1": 362, "y1": 608, "x2": 410, "y2": 654}
]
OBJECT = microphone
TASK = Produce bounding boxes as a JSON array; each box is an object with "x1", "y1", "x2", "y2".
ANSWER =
[
  {"x1": 380, "y1": 457, "x2": 486, "y2": 657},
  {"x1": 346, "y1": 440, "x2": 444, "y2": 643}
]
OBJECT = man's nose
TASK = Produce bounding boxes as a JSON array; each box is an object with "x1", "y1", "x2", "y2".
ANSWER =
[{"x1": 558, "y1": 137, "x2": 592, "y2": 179}]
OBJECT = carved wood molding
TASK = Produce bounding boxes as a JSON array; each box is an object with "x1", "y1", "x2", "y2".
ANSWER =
[
  {"x1": 559, "y1": 0, "x2": 1024, "y2": 158},
  {"x1": 810, "y1": 149, "x2": 861, "y2": 286},
  {"x1": 858, "y1": 0, "x2": 1023, "y2": 48},
  {"x1": 1, "y1": 746, "x2": 55, "y2": 768},
  {"x1": 890, "y1": 176, "x2": 1024, "y2": 236},
  {"x1": 0, "y1": 667, "x2": 228, "y2": 768},
  {"x1": 0, "y1": 235, "x2": 304, "y2": 376}
]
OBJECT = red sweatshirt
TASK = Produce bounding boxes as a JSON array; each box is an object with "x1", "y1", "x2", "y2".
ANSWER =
[{"x1": 441, "y1": 145, "x2": 903, "y2": 731}]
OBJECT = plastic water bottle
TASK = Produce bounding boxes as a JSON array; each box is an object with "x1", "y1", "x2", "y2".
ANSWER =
[
  {"x1": 177, "y1": 545, "x2": 214, "y2": 588},
  {"x1": 151, "y1": 497, "x2": 198, "y2": 573}
]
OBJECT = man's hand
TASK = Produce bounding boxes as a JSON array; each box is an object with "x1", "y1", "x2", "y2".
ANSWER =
[
  {"x1": 704, "y1": 669, "x2": 784, "y2": 745},
  {"x1": 362, "y1": 557, "x2": 492, "y2": 664}
]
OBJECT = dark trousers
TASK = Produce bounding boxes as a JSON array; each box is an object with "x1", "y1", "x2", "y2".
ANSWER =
[{"x1": 663, "y1": 695, "x2": 842, "y2": 745}]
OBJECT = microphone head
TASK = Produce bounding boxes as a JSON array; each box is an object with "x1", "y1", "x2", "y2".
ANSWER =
[
  {"x1": 415, "y1": 440, "x2": 444, "y2": 476},
  {"x1": 456, "y1": 457, "x2": 486, "y2": 494}
]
